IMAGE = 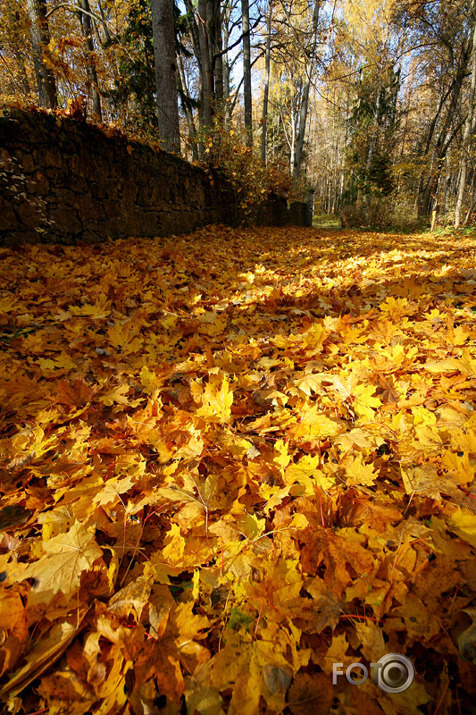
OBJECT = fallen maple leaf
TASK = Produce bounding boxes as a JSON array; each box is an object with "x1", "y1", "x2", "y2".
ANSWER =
[{"x1": 20, "y1": 520, "x2": 103, "y2": 604}]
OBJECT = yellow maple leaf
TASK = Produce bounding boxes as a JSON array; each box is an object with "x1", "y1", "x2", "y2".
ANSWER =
[
  {"x1": 414, "y1": 423, "x2": 442, "y2": 452},
  {"x1": 335, "y1": 427, "x2": 377, "y2": 451},
  {"x1": 302, "y1": 322, "x2": 327, "y2": 354},
  {"x1": 236, "y1": 512, "x2": 266, "y2": 540},
  {"x1": 107, "y1": 321, "x2": 143, "y2": 354},
  {"x1": 99, "y1": 382, "x2": 130, "y2": 406},
  {"x1": 320, "y1": 633, "x2": 353, "y2": 674},
  {"x1": 195, "y1": 374, "x2": 234, "y2": 423},
  {"x1": 139, "y1": 365, "x2": 164, "y2": 394},
  {"x1": 424, "y1": 349, "x2": 476, "y2": 377},
  {"x1": 68, "y1": 300, "x2": 110, "y2": 319},
  {"x1": 198, "y1": 311, "x2": 228, "y2": 335},
  {"x1": 288, "y1": 404, "x2": 340, "y2": 442},
  {"x1": 447, "y1": 507, "x2": 476, "y2": 548},
  {"x1": 107, "y1": 576, "x2": 152, "y2": 620},
  {"x1": 162, "y1": 523, "x2": 186, "y2": 563},
  {"x1": 284, "y1": 454, "x2": 333, "y2": 491},
  {"x1": 0, "y1": 618, "x2": 85, "y2": 699},
  {"x1": 345, "y1": 454, "x2": 378, "y2": 486},
  {"x1": 450, "y1": 324, "x2": 471, "y2": 346},
  {"x1": 93, "y1": 474, "x2": 136, "y2": 507},
  {"x1": 412, "y1": 406, "x2": 437, "y2": 426},
  {"x1": 34, "y1": 351, "x2": 76, "y2": 374},
  {"x1": 0, "y1": 295, "x2": 17, "y2": 312},
  {"x1": 21, "y1": 520, "x2": 103, "y2": 604},
  {"x1": 273, "y1": 438, "x2": 291, "y2": 471},
  {"x1": 173, "y1": 601, "x2": 209, "y2": 642},
  {"x1": 442, "y1": 449, "x2": 475, "y2": 485},
  {"x1": 353, "y1": 383, "x2": 382, "y2": 420},
  {"x1": 354, "y1": 621, "x2": 385, "y2": 663},
  {"x1": 379, "y1": 295, "x2": 411, "y2": 318},
  {"x1": 402, "y1": 466, "x2": 442, "y2": 500}
]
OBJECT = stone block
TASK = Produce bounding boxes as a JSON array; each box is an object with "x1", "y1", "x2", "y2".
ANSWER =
[
  {"x1": 49, "y1": 205, "x2": 82, "y2": 234},
  {"x1": 43, "y1": 147, "x2": 62, "y2": 168},
  {"x1": 0, "y1": 198, "x2": 18, "y2": 230},
  {"x1": 26, "y1": 172, "x2": 49, "y2": 196},
  {"x1": 16, "y1": 151, "x2": 35, "y2": 173},
  {"x1": 16, "y1": 200, "x2": 44, "y2": 229}
]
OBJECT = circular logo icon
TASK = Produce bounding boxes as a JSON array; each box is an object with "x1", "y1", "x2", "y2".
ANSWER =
[{"x1": 374, "y1": 654, "x2": 415, "y2": 693}]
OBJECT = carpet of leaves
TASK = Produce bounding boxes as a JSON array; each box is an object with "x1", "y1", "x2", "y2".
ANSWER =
[{"x1": 0, "y1": 226, "x2": 475, "y2": 715}]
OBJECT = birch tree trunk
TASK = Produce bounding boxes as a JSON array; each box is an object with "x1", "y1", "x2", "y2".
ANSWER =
[
  {"x1": 210, "y1": 0, "x2": 223, "y2": 114},
  {"x1": 198, "y1": 0, "x2": 213, "y2": 130},
  {"x1": 26, "y1": 0, "x2": 58, "y2": 109},
  {"x1": 150, "y1": 0, "x2": 181, "y2": 153},
  {"x1": 222, "y1": 0, "x2": 231, "y2": 123},
  {"x1": 294, "y1": 0, "x2": 320, "y2": 177},
  {"x1": 455, "y1": 0, "x2": 476, "y2": 227},
  {"x1": 242, "y1": 0, "x2": 252, "y2": 146},
  {"x1": 177, "y1": 52, "x2": 198, "y2": 160},
  {"x1": 261, "y1": 2, "x2": 272, "y2": 163}
]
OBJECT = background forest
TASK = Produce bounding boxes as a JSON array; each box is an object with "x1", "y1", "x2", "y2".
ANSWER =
[{"x1": 1, "y1": 0, "x2": 476, "y2": 230}]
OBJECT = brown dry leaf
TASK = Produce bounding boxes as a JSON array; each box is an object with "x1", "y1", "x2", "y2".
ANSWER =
[
  {"x1": 54, "y1": 378, "x2": 96, "y2": 406},
  {"x1": 107, "y1": 575, "x2": 152, "y2": 620},
  {"x1": 287, "y1": 672, "x2": 333, "y2": 715},
  {"x1": 0, "y1": 613, "x2": 88, "y2": 698}
]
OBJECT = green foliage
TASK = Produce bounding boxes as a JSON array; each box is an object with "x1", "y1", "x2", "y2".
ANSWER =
[
  {"x1": 428, "y1": 224, "x2": 476, "y2": 238},
  {"x1": 341, "y1": 191, "x2": 424, "y2": 232},
  {"x1": 345, "y1": 63, "x2": 400, "y2": 202},
  {"x1": 105, "y1": 0, "x2": 157, "y2": 135},
  {"x1": 105, "y1": 0, "x2": 189, "y2": 139}
]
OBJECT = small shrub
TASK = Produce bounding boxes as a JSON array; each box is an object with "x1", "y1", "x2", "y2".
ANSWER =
[
  {"x1": 341, "y1": 192, "x2": 423, "y2": 232},
  {"x1": 196, "y1": 121, "x2": 307, "y2": 223}
]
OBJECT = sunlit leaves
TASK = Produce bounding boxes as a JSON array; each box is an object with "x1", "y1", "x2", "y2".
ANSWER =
[
  {"x1": 193, "y1": 373, "x2": 234, "y2": 423},
  {"x1": 0, "y1": 225, "x2": 475, "y2": 713}
]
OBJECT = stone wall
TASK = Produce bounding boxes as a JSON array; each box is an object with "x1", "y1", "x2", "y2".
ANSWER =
[{"x1": 0, "y1": 108, "x2": 311, "y2": 245}]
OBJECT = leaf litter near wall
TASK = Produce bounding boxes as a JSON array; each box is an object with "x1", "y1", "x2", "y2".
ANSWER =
[{"x1": 0, "y1": 226, "x2": 475, "y2": 714}]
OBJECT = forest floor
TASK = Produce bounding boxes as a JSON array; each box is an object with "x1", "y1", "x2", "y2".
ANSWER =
[{"x1": 0, "y1": 226, "x2": 475, "y2": 715}]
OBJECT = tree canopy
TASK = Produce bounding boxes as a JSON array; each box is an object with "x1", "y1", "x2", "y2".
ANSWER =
[{"x1": 1, "y1": 0, "x2": 475, "y2": 227}]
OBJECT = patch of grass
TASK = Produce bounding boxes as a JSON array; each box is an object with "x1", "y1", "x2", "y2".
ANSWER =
[
  {"x1": 426, "y1": 225, "x2": 476, "y2": 238},
  {"x1": 313, "y1": 213, "x2": 342, "y2": 229}
]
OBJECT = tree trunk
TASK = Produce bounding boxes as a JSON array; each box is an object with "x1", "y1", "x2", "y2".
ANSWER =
[
  {"x1": 455, "y1": 0, "x2": 476, "y2": 227},
  {"x1": 210, "y1": 0, "x2": 223, "y2": 114},
  {"x1": 26, "y1": 0, "x2": 58, "y2": 109},
  {"x1": 419, "y1": 44, "x2": 471, "y2": 217},
  {"x1": 177, "y1": 52, "x2": 199, "y2": 160},
  {"x1": 197, "y1": 0, "x2": 213, "y2": 131},
  {"x1": 290, "y1": 108, "x2": 296, "y2": 173},
  {"x1": 464, "y1": 171, "x2": 476, "y2": 224},
  {"x1": 261, "y1": 1, "x2": 272, "y2": 163},
  {"x1": 242, "y1": 0, "x2": 252, "y2": 146},
  {"x1": 78, "y1": 0, "x2": 101, "y2": 119},
  {"x1": 294, "y1": 0, "x2": 320, "y2": 177},
  {"x1": 150, "y1": 0, "x2": 181, "y2": 153},
  {"x1": 222, "y1": 0, "x2": 231, "y2": 123}
]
